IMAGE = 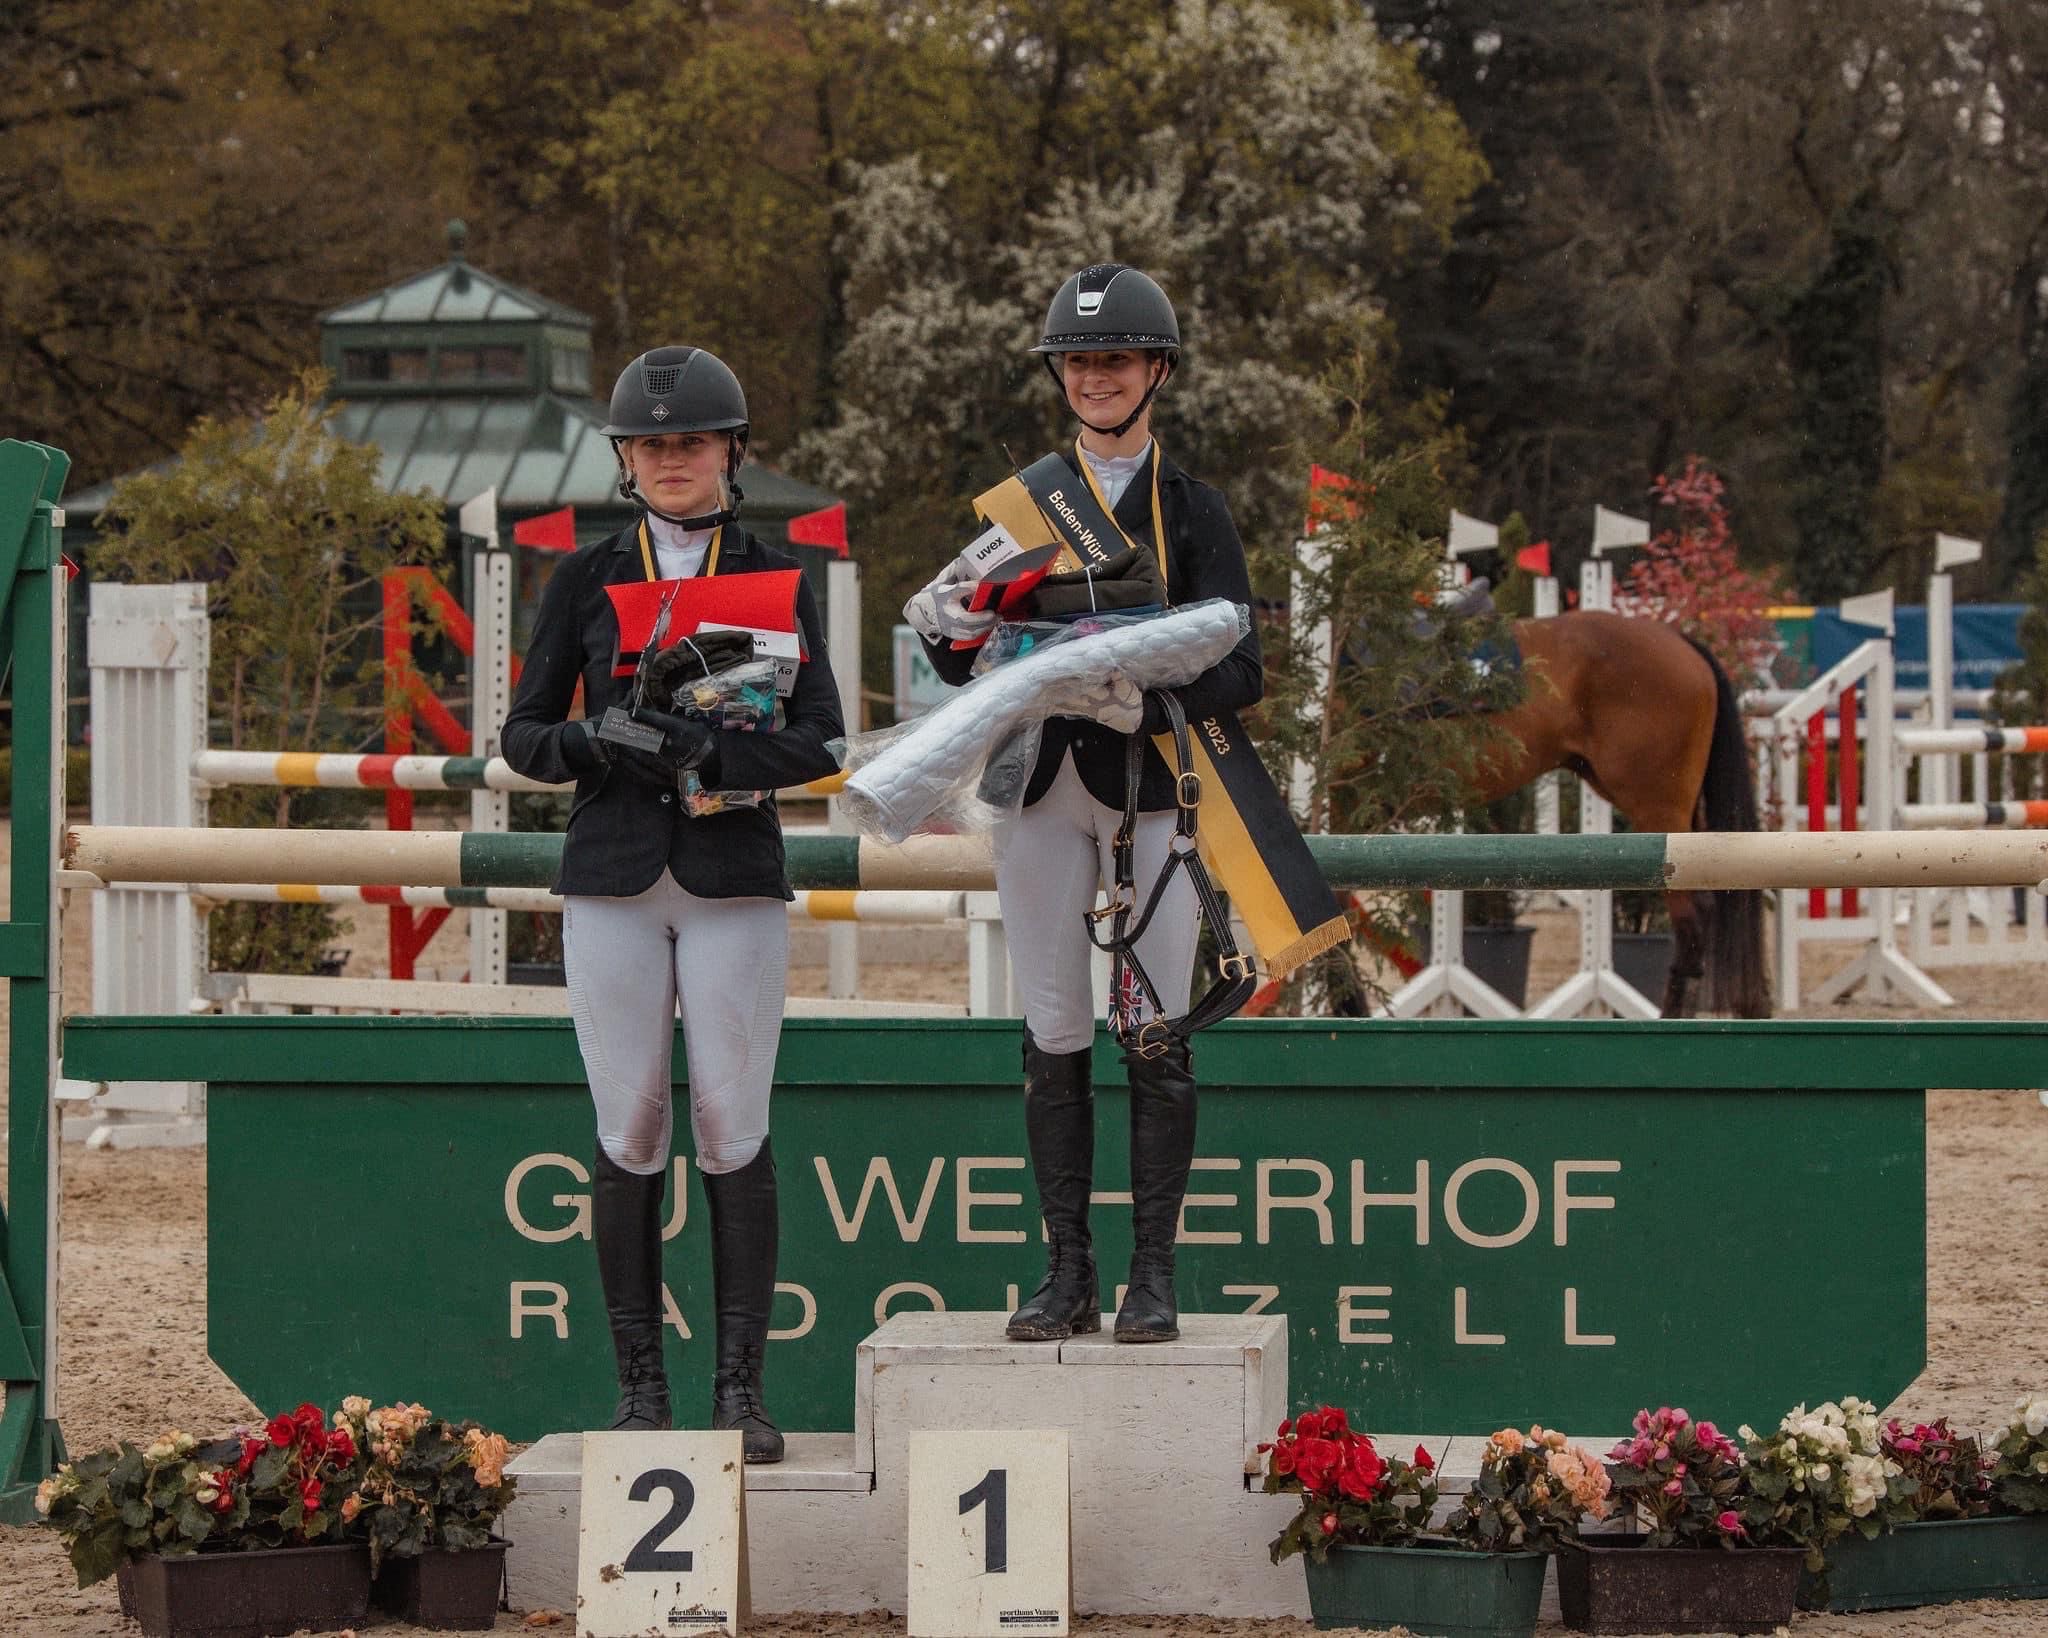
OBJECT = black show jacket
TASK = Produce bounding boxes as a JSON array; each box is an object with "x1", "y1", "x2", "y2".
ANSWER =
[
  {"x1": 920, "y1": 448, "x2": 1263, "y2": 812},
  {"x1": 502, "y1": 524, "x2": 844, "y2": 899}
]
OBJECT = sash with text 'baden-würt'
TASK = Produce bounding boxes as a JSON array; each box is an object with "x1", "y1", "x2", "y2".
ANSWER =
[{"x1": 971, "y1": 450, "x2": 1348, "y2": 979}]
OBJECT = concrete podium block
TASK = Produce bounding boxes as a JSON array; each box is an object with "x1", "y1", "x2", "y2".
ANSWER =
[
  {"x1": 504, "y1": 1431, "x2": 875, "y2": 1617},
  {"x1": 865, "y1": 1311, "x2": 1303, "y2": 1617},
  {"x1": 502, "y1": 1312, "x2": 1317, "y2": 1618}
]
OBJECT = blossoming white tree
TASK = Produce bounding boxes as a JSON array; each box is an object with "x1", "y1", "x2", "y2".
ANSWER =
[{"x1": 796, "y1": 0, "x2": 1482, "y2": 633}]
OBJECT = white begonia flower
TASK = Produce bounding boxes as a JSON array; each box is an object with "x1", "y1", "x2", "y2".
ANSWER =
[
  {"x1": 1811, "y1": 1462, "x2": 1830, "y2": 1482},
  {"x1": 1843, "y1": 1453, "x2": 1888, "y2": 1517},
  {"x1": 2022, "y1": 1396, "x2": 2048, "y2": 1439}
]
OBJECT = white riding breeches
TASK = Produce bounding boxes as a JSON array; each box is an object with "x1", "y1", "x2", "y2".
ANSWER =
[
  {"x1": 563, "y1": 871, "x2": 789, "y2": 1177},
  {"x1": 994, "y1": 750, "x2": 1199, "y2": 1055}
]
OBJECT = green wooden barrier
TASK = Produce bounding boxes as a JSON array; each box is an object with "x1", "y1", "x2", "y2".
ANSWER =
[
  {"x1": 0, "y1": 439, "x2": 68, "y2": 1522},
  {"x1": 64, "y1": 1013, "x2": 2048, "y2": 1444}
]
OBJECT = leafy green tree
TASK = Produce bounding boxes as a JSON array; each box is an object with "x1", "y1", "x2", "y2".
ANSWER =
[
  {"x1": 96, "y1": 369, "x2": 446, "y2": 971},
  {"x1": 1249, "y1": 333, "x2": 1520, "y2": 1008}
]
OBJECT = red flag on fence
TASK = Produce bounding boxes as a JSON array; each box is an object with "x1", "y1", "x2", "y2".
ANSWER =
[
  {"x1": 787, "y1": 502, "x2": 849, "y2": 555},
  {"x1": 513, "y1": 507, "x2": 577, "y2": 552},
  {"x1": 1516, "y1": 542, "x2": 1553, "y2": 576}
]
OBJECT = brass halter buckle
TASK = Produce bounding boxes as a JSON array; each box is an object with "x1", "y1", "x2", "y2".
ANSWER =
[
  {"x1": 1217, "y1": 953, "x2": 1252, "y2": 983},
  {"x1": 1176, "y1": 770, "x2": 1202, "y2": 810},
  {"x1": 1131, "y1": 1018, "x2": 1176, "y2": 1060},
  {"x1": 1087, "y1": 884, "x2": 1136, "y2": 925}
]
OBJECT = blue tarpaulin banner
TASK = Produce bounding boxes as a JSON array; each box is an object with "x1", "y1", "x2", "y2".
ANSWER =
[{"x1": 1811, "y1": 604, "x2": 2025, "y2": 701}]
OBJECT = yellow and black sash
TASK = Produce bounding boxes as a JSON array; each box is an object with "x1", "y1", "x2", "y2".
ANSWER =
[{"x1": 971, "y1": 447, "x2": 1348, "y2": 983}]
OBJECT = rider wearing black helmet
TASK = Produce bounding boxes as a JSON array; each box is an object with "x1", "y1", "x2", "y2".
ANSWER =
[
  {"x1": 602, "y1": 346, "x2": 752, "y2": 528},
  {"x1": 504, "y1": 346, "x2": 844, "y2": 1462},
  {"x1": 907, "y1": 264, "x2": 1263, "y2": 1347}
]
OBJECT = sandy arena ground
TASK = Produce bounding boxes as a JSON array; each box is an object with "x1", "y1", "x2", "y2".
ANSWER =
[{"x1": 0, "y1": 823, "x2": 2043, "y2": 1636}]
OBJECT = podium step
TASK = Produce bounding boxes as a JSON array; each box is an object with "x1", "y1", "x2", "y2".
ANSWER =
[
  {"x1": 496, "y1": 1316, "x2": 1601, "y2": 1617},
  {"x1": 503, "y1": 1430, "x2": 877, "y2": 1616},
  {"x1": 860, "y1": 1311, "x2": 1301, "y2": 1615},
  {"x1": 503, "y1": 1311, "x2": 1315, "y2": 1616}
]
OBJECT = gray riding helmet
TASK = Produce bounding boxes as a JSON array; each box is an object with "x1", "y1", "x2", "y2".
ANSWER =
[
  {"x1": 602, "y1": 346, "x2": 749, "y2": 437},
  {"x1": 602, "y1": 346, "x2": 750, "y2": 518},
  {"x1": 1030, "y1": 265, "x2": 1180, "y2": 362},
  {"x1": 1028, "y1": 264, "x2": 1181, "y2": 433}
]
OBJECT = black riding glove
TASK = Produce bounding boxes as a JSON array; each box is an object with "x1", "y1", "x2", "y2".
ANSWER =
[
  {"x1": 573, "y1": 713, "x2": 716, "y2": 791},
  {"x1": 636, "y1": 707, "x2": 715, "y2": 771}
]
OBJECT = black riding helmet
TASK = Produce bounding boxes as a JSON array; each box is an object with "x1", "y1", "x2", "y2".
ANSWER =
[
  {"x1": 602, "y1": 346, "x2": 750, "y2": 528},
  {"x1": 1029, "y1": 264, "x2": 1181, "y2": 438}
]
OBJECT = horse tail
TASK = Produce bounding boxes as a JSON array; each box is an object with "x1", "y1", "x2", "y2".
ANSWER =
[{"x1": 1685, "y1": 636, "x2": 1772, "y2": 1017}]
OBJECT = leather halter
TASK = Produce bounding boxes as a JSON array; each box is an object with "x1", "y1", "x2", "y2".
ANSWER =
[{"x1": 1085, "y1": 689, "x2": 1257, "y2": 1055}]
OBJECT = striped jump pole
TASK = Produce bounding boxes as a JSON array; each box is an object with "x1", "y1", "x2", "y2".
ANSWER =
[
  {"x1": 191, "y1": 749, "x2": 850, "y2": 800},
  {"x1": 171, "y1": 880, "x2": 965, "y2": 923},
  {"x1": 61, "y1": 824, "x2": 2048, "y2": 894},
  {"x1": 1895, "y1": 726, "x2": 2048, "y2": 756},
  {"x1": 1901, "y1": 801, "x2": 2048, "y2": 831}
]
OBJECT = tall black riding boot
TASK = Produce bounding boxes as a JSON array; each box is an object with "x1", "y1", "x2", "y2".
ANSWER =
[
  {"x1": 703, "y1": 1138, "x2": 785, "y2": 1464},
  {"x1": 1006, "y1": 1030, "x2": 1101, "y2": 1341},
  {"x1": 592, "y1": 1145, "x2": 672, "y2": 1430},
  {"x1": 1115, "y1": 1038, "x2": 1197, "y2": 1342}
]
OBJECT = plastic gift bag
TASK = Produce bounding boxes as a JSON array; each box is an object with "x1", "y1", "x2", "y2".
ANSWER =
[{"x1": 834, "y1": 599, "x2": 1250, "y2": 843}]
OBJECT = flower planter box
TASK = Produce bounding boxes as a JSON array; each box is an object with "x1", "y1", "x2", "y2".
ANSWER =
[
  {"x1": 1303, "y1": 1540, "x2": 1547, "y2": 1637},
  {"x1": 114, "y1": 1543, "x2": 373, "y2": 1638},
  {"x1": 1557, "y1": 1538, "x2": 1801, "y2": 1635},
  {"x1": 372, "y1": 1538, "x2": 511, "y2": 1629},
  {"x1": 1799, "y1": 1515, "x2": 2048, "y2": 1612}
]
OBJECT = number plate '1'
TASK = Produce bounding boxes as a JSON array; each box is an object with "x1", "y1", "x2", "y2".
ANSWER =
[
  {"x1": 908, "y1": 1429, "x2": 1070, "y2": 1637},
  {"x1": 578, "y1": 1430, "x2": 748, "y2": 1637}
]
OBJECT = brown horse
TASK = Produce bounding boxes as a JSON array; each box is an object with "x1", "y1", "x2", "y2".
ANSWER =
[{"x1": 1468, "y1": 610, "x2": 1770, "y2": 1018}]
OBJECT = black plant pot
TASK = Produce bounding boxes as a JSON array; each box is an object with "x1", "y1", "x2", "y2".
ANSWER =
[
  {"x1": 1558, "y1": 1539, "x2": 1802, "y2": 1634},
  {"x1": 1612, "y1": 931, "x2": 1674, "y2": 1008},
  {"x1": 372, "y1": 1539, "x2": 511, "y2": 1629},
  {"x1": 116, "y1": 1543, "x2": 373, "y2": 1638},
  {"x1": 1462, "y1": 924, "x2": 1535, "y2": 1008}
]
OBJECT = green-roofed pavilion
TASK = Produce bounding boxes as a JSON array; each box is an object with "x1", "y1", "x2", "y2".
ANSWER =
[{"x1": 65, "y1": 223, "x2": 845, "y2": 553}]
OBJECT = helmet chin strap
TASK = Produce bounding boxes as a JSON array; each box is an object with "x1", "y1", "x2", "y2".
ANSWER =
[
  {"x1": 613, "y1": 435, "x2": 747, "y2": 529},
  {"x1": 1074, "y1": 357, "x2": 1170, "y2": 441}
]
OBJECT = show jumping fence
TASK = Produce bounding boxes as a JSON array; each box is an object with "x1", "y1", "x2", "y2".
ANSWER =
[{"x1": 14, "y1": 440, "x2": 2048, "y2": 1526}]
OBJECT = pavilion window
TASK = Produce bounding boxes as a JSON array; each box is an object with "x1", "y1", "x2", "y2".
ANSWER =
[
  {"x1": 438, "y1": 344, "x2": 528, "y2": 385},
  {"x1": 550, "y1": 347, "x2": 592, "y2": 394},
  {"x1": 341, "y1": 346, "x2": 431, "y2": 384}
]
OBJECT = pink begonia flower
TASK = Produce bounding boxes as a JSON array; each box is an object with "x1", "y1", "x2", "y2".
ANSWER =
[
  {"x1": 1670, "y1": 1409, "x2": 1690, "y2": 1427},
  {"x1": 1663, "y1": 1479, "x2": 1684, "y2": 1496},
  {"x1": 1894, "y1": 1437, "x2": 1922, "y2": 1455},
  {"x1": 1717, "y1": 1510, "x2": 1745, "y2": 1536}
]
